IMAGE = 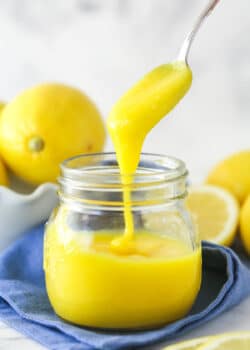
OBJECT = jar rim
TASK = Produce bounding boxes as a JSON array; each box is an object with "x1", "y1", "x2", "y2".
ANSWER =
[
  {"x1": 60, "y1": 152, "x2": 187, "y2": 183},
  {"x1": 59, "y1": 153, "x2": 188, "y2": 209}
]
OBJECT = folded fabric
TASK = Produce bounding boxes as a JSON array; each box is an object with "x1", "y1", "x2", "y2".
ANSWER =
[{"x1": 0, "y1": 225, "x2": 250, "y2": 350}]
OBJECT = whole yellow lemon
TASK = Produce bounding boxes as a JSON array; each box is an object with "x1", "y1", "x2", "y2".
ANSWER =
[
  {"x1": 240, "y1": 194, "x2": 250, "y2": 254},
  {"x1": 207, "y1": 150, "x2": 250, "y2": 204},
  {"x1": 0, "y1": 83, "x2": 105, "y2": 185}
]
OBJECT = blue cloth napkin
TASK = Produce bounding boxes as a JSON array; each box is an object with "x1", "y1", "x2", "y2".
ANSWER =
[{"x1": 0, "y1": 225, "x2": 250, "y2": 350}]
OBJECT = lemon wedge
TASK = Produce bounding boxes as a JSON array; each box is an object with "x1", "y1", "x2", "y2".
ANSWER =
[
  {"x1": 198, "y1": 332, "x2": 250, "y2": 350},
  {"x1": 186, "y1": 185, "x2": 239, "y2": 246},
  {"x1": 163, "y1": 336, "x2": 212, "y2": 349}
]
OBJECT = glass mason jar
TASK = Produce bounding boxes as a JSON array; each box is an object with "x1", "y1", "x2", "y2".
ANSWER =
[{"x1": 44, "y1": 153, "x2": 201, "y2": 330}]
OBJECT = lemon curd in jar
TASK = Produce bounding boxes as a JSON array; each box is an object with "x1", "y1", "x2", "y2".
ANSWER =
[{"x1": 44, "y1": 154, "x2": 201, "y2": 329}]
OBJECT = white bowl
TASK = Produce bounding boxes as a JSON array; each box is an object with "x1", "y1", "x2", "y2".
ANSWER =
[{"x1": 0, "y1": 179, "x2": 58, "y2": 251}]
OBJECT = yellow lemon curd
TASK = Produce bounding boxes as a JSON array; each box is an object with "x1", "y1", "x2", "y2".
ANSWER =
[
  {"x1": 108, "y1": 62, "x2": 192, "y2": 175},
  {"x1": 108, "y1": 62, "x2": 192, "y2": 252},
  {"x1": 45, "y1": 223, "x2": 201, "y2": 329},
  {"x1": 44, "y1": 60, "x2": 201, "y2": 329}
]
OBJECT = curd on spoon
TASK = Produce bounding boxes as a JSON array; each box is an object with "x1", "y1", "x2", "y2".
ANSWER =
[{"x1": 108, "y1": 62, "x2": 192, "y2": 253}]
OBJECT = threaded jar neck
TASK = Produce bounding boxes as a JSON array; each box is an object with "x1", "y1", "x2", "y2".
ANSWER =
[{"x1": 59, "y1": 152, "x2": 188, "y2": 211}]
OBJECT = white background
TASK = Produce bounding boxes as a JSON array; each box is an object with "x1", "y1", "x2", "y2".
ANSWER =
[
  {"x1": 0, "y1": 0, "x2": 250, "y2": 348},
  {"x1": 0, "y1": 0, "x2": 249, "y2": 182}
]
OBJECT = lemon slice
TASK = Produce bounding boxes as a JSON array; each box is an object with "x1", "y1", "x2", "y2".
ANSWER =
[
  {"x1": 186, "y1": 185, "x2": 239, "y2": 246},
  {"x1": 198, "y1": 332, "x2": 250, "y2": 350},
  {"x1": 163, "y1": 336, "x2": 212, "y2": 349}
]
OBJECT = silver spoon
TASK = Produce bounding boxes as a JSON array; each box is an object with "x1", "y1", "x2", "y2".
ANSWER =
[{"x1": 178, "y1": 0, "x2": 221, "y2": 64}]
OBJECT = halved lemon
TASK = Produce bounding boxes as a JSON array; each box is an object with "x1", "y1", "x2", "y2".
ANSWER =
[
  {"x1": 186, "y1": 185, "x2": 239, "y2": 246},
  {"x1": 198, "y1": 332, "x2": 250, "y2": 350},
  {"x1": 164, "y1": 336, "x2": 212, "y2": 349}
]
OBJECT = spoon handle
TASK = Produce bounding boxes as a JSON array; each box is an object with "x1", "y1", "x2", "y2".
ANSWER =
[{"x1": 177, "y1": 0, "x2": 221, "y2": 63}]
